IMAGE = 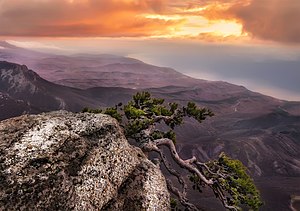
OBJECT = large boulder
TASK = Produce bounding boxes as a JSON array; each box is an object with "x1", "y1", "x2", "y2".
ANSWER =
[{"x1": 0, "y1": 111, "x2": 170, "y2": 210}]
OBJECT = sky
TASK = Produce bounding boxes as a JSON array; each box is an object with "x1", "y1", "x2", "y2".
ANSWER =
[{"x1": 0, "y1": 0, "x2": 300, "y2": 100}]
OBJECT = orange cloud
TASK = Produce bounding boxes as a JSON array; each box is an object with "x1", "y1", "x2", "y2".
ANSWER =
[
  {"x1": 0, "y1": 0, "x2": 181, "y2": 37},
  {"x1": 168, "y1": 0, "x2": 300, "y2": 44},
  {"x1": 0, "y1": 0, "x2": 298, "y2": 44}
]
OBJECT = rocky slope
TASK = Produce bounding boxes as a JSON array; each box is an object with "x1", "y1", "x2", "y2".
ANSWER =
[
  {"x1": 0, "y1": 111, "x2": 169, "y2": 210},
  {"x1": 0, "y1": 92, "x2": 38, "y2": 120},
  {"x1": 0, "y1": 61, "x2": 135, "y2": 119}
]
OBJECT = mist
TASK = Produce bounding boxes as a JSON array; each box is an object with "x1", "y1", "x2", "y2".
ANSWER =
[{"x1": 7, "y1": 38, "x2": 300, "y2": 101}]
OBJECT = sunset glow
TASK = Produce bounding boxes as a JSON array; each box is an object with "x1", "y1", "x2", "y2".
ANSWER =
[
  {"x1": 143, "y1": 13, "x2": 244, "y2": 39},
  {"x1": 0, "y1": 0, "x2": 299, "y2": 44}
]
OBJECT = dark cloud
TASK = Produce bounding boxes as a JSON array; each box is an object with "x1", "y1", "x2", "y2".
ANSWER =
[{"x1": 230, "y1": 0, "x2": 300, "y2": 43}]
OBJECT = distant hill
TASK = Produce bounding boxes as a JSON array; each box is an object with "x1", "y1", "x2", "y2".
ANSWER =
[
  {"x1": 0, "y1": 61, "x2": 134, "y2": 119},
  {"x1": 0, "y1": 41, "x2": 201, "y2": 89}
]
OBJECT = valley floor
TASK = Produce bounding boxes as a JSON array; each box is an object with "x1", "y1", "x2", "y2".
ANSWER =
[{"x1": 256, "y1": 177, "x2": 300, "y2": 211}]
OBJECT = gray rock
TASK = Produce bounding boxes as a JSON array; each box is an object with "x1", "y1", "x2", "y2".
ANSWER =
[{"x1": 0, "y1": 111, "x2": 170, "y2": 210}]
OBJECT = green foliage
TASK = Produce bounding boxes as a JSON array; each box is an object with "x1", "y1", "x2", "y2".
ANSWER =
[
  {"x1": 124, "y1": 104, "x2": 145, "y2": 119},
  {"x1": 83, "y1": 91, "x2": 212, "y2": 143},
  {"x1": 125, "y1": 118, "x2": 153, "y2": 138},
  {"x1": 194, "y1": 153, "x2": 263, "y2": 211},
  {"x1": 104, "y1": 107, "x2": 122, "y2": 123},
  {"x1": 130, "y1": 92, "x2": 211, "y2": 141},
  {"x1": 150, "y1": 130, "x2": 177, "y2": 144},
  {"x1": 82, "y1": 106, "x2": 122, "y2": 122},
  {"x1": 170, "y1": 198, "x2": 178, "y2": 210},
  {"x1": 216, "y1": 153, "x2": 263, "y2": 210},
  {"x1": 184, "y1": 102, "x2": 214, "y2": 123},
  {"x1": 164, "y1": 130, "x2": 176, "y2": 144}
]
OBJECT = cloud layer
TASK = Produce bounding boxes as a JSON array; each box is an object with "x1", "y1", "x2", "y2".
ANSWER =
[
  {"x1": 0, "y1": 0, "x2": 299, "y2": 43},
  {"x1": 230, "y1": 0, "x2": 300, "y2": 43},
  {"x1": 0, "y1": 0, "x2": 180, "y2": 37}
]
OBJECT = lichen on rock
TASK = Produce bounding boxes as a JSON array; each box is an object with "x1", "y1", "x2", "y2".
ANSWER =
[{"x1": 0, "y1": 110, "x2": 170, "y2": 210}]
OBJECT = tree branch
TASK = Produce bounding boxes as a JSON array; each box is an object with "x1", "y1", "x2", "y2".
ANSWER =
[
  {"x1": 166, "y1": 179, "x2": 199, "y2": 211},
  {"x1": 151, "y1": 138, "x2": 214, "y2": 185},
  {"x1": 142, "y1": 138, "x2": 240, "y2": 211},
  {"x1": 140, "y1": 142, "x2": 188, "y2": 197}
]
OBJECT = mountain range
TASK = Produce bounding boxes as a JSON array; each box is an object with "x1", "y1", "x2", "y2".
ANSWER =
[{"x1": 1, "y1": 41, "x2": 300, "y2": 211}]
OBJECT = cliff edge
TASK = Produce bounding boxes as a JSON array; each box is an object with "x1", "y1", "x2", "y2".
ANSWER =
[{"x1": 0, "y1": 111, "x2": 170, "y2": 210}]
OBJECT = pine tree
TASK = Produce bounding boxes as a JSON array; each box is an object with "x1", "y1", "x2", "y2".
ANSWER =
[{"x1": 83, "y1": 91, "x2": 262, "y2": 211}]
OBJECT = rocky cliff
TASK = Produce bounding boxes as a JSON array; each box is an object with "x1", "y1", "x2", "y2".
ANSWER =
[
  {"x1": 0, "y1": 111, "x2": 169, "y2": 210},
  {"x1": 0, "y1": 61, "x2": 136, "y2": 120}
]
